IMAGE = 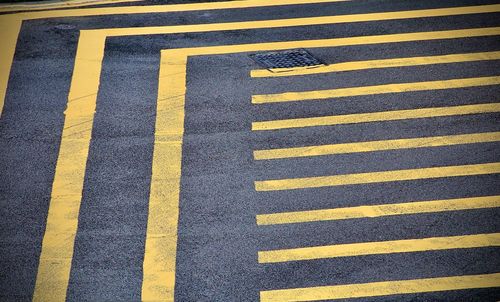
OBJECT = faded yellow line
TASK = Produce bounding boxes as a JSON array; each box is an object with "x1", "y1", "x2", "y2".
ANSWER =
[
  {"x1": 259, "y1": 233, "x2": 500, "y2": 263},
  {"x1": 260, "y1": 273, "x2": 500, "y2": 301},
  {"x1": 257, "y1": 195, "x2": 500, "y2": 225},
  {"x1": 251, "y1": 51, "x2": 500, "y2": 77},
  {"x1": 252, "y1": 76, "x2": 500, "y2": 104},
  {"x1": 254, "y1": 132, "x2": 500, "y2": 160},
  {"x1": 140, "y1": 52, "x2": 186, "y2": 302},
  {"x1": 254, "y1": 162, "x2": 500, "y2": 191},
  {"x1": 252, "y1": 102, "x2": 500, "y2": 131},
  {"x1": 32, "y1": 31, "x2": 105, "y2": 302}
]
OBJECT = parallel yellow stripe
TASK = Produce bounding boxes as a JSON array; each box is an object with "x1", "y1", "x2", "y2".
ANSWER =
[
  {"x1": 252, "y1": 103, "x2": 500, "y2": 131},
  {"x1": 259, "y1": 233, "x2": 500, "y2": 263},
  {"x1": 251, "y1": 51, "x2": 500, "y2": 77},
  {"x1": 254, "y1": 132, "x2": 500, "y2": 160},
  {"x1": 254, "y1": 162, "x2": 500, "y2": 191},
  {"x1": 32, "y1": 32, "x2": 105, "y2": 302},
  {"x1": 141, "y1": 52, "x2": 186, "y2": 301},
  {"x1": 256, "y1": 195, "x2": 500, "y2": 225},
  {"x1": 260, "y1": 273, "x2": 500, "y2": 301},
  {"x1": 252, "y1": 76, "x2": 500, "y2": 104}
]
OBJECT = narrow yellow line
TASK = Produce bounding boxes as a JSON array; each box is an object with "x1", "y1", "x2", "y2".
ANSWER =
[
  {"x1": 259, "y1": 233, "x2": 500, "y2": 263},
  {"x1": 251, "y1": 51, "x2": 500, "y2": 78},
  {"x1": 256, "y1": 195, "x2": 500, "y2": 225},
  {"x1": 254, "y1": 132, "x2": 500, "y2": 160},
  {"x1": 254, "y1": 162, "x2": 500, "y2": 191},
  {"x1": 252, "y1": 103, "x2": 500, "y2": 131},
  {"x1": 252, "y1": 76, "x2": 500, "y2": 104},
  {"x1": 140, "y1": 53, "x2": 186, "y2": 302},
  {"x1": 0, "y1": 15, "x2": 22, "y2": 119},
  {"x1": 260, "y1": 273, "x2": 500, "y2": 301},
  {"x1": 32, "y1": 31, "x2": 105, "y2": 302}
]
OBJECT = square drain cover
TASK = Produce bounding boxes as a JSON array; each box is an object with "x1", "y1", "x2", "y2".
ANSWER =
[{"x1": 250, "y1": 49, "x2": 324, "y2": 70}]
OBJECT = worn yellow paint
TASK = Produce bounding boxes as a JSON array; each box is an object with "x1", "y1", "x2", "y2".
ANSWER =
[
  {"x1": 254, "y1": 132, "x2": 500, "y2": 160},
  {"x1": 252, "y1": 102, "x2": 500, "y2": 131},
  {"x1": 259, "y1": 233, "x2": 500, "y2": 263},
  {"x1": 256, "y1": 195, "x2": 500, "y2": 225},
  {"x1": 255, "y1": 162, "x2": 500, "y2": 191},
  {"x1": 251, "y1": 50, "x2": 500, "y2": 77},
  {"x1": 1, "y1": 5, "x2": 499, "y2": 117},
  {"x1": 0, "y1": 0, "x2": 141, "y2": 13},
  {"x1": 0, "y1": 15, "x2": 22, "y2": 119},
  {"x1": 252, "y1": 76, "x2": 500, "y2": 104},
  {"x1": 141, "y1": 53, "x2": 186, "y2": 302},
  {"x1": 260, "y1": 273, "x2": 500, "y2": 301},
  {"x1": 32, "y1": 31, "x2": 105, "y2": 302}
]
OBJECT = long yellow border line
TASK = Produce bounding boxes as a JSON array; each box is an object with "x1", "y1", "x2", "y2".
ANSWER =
[
  {"x1": 34, "y1": 22, "x2": 500, "y2": 301},
  {"x1": 1, "y1": 4, "x2": 499, "y2": 118}
]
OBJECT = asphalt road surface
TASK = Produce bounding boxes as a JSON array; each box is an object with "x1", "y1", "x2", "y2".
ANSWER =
[{"x1": 1, "y1": 0, "x2": 500, "y2": 301}]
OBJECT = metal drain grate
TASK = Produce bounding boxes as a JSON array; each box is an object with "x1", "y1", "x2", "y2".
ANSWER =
[{"x1": 250, "y1": 49, "x2": 324, "y2": 70}]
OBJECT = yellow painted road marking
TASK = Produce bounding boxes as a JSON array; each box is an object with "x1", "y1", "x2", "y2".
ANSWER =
[
  {"x1": 251, "y1": 51, "x2": 500, "y2": 77},
  {"x1": 252, "y1": 76, "x2": 500, "y2": 104},
  {"x1": 252, "y1": 102, "x2": 500, "y2": 131},
  {"x1": 140, "y1": 52, "x2": 186, "y2": 302},
  {"x1": 255, "y1": 162, "x2": 500, "y2": 191},
  {"x1": 256, "y1": 195, "x2": 500, "y2": 225},
  {"x1": 1, "y1": 5, "x2": 500, "y2": 117},
  {"x1": 260, "y1": 273, "x2": 500, "y2": 302},
  {"x1": 32, "y1": 31, "x2": 105, "y2": 302},
  {"x1": 34, "y1": 24, "x2": 500, "y2": 301},
  {"x1": 259, "y1": 233, "x2": 500, "y2": 263},
  {"x1": 254, "y1": 132, "x2": 500, "y2": 160}
]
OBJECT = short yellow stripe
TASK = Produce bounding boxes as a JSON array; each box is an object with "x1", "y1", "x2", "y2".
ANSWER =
[
  {"x1": 258, "y1": 233, "x2": 500, "y2": 263},
  {"x1": 254, "y1": 162, "x2": 500, "y2": 191},
  {"x1": 256, "y1": 195, "x2": 500, "y2": 225},
  {"x1": 251, "y1": 51, "x2": 500, "y2": 77},
  {"x1": 252, "y1": 103, "x2": 500, "y2": 131},
  {"x1": 259, "y1": 273, "x2": 500, "y2": 301},
  {"x1": 252, "y1": 76, "x2": 500, "y2": 104},
  {"x1": 254, "y1": 132, "x2": 500, "y2": 160}
]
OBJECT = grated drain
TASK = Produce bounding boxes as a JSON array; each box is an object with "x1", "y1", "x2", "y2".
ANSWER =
[{"x1": 249, "y1": 49, "x2": 325, "y2": 71}]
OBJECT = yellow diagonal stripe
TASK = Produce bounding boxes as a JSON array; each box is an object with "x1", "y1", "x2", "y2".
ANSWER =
[
  {"x1": 252, "y1": 103, "x2": 500, "y2": 131},
  {"x1": 252, "y1": 76, "x2": 500, "y2": 104},
  {"x1": 251, "y1": 51, "x2": 500, "y2": 77},
  {"x1": 259, "y1": 233, "x2": 500, "y2": 263},
  {"x1": 254, "y1": 162, "x2": 500, "y2": 191},
  {"x1": 260, "y1": 273, "x2": 500, "y2": 302},
  {"x1": 256, "y1": 195, "x2": 500, "y2": 225},
  {"x1": 254, "y1": 132, "x2": 500, "y2": 160}
]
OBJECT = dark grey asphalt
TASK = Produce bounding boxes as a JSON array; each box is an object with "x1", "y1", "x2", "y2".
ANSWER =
[{"x1": 1, "y1": 0, "x2": 500, "y2": 301}]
